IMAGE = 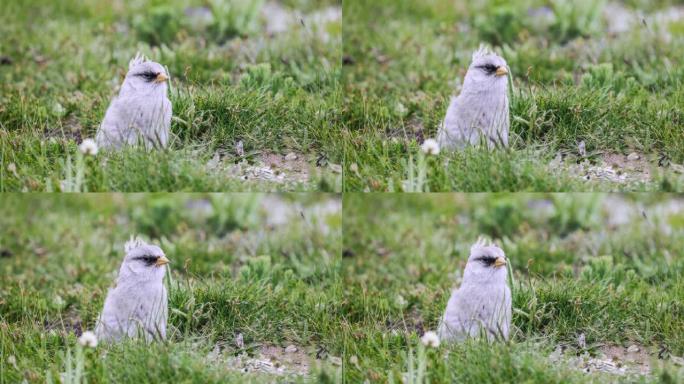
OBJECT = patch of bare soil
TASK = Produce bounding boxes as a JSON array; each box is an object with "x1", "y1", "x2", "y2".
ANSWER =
[
  {"x1": 208, "y1": 151, "x2": 339, "y2": 184},
  {"x1": 599, "y1": 344, "x2": 652, "y2": 374},
  {"x1": 42, "y1": 306, "x2": 84, "y2": 337},
  {"x1": 550, "y1": 343, "x2": 667, "y2": 377},
  {"x1": 384, "y1": 307, "x2": 427, "y2": 336},
  {"x1": 257, "y1": 345, "x2": 311, "y2": 375},
  {"x1": 551, "y1": 152, "x2": 675, "y2": 185},
  {"x1": 43, "y1": 114, "x2": 84, "y2": 143},
  {"x1": 258, "y1": 152, "x2": 311, "y2": 183},
  {"x1": 385, "y1": 116, "x2": 428, "y2": 144},
  {"x1": 210, "y1": 344, "x2": 340, "y2": 377}
]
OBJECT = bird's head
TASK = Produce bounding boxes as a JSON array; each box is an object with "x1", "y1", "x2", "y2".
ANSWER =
[
  {"x1": 463, "y1": 46, "x2": 509, "y2": 93},
  {"x1": 119, "y1": 237, "x2": 170, "y2": 282},
  {"x1": 121, "y1": 53, "x2": 169, "y2": 95},
  {"x1": 463, "y1": 237, "x2": 508, "y2": 284}
]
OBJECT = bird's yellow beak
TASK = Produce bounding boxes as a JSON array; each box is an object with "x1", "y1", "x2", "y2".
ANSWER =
[
  {"x1": 495, "y1": 66, "x2": 508, "y2": 77},
  {"x1": 494, "y1": 257, "x2": 507, "y2": 268},
  {"x1": 155, "y1": 255, "x2": 170, "y2": 267},
  {"x1": 154, "y1": 73, "x2": 168, "y2": 83}
]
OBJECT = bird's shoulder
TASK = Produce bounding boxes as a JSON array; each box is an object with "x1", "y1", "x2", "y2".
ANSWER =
[
  {"x1": 111, "y1": 94, "x2": 151, "y2": 106},
  {"x1": 102, "y1": 96, "x2": 134, "y2": 121},
  {"x1": 455, "y1": 281, "x2": 504, "y2": 299},
  {"x1": 445, "y1": 95, "x2": 460, "y2": 112}
]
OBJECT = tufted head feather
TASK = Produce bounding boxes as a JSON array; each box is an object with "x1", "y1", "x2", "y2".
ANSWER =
[
  {"x1": 470, "y1": 235, "x2": 493, "y2": 253},
  {"x1": 124, "y1": 235, "x2": 149, "y2": 253},
  {"x1": 128, "y1": 52, "x2": 149, "y2": 70},
  {"x1": 472, "y1": 44, "x2": 495, "y2": 61}
]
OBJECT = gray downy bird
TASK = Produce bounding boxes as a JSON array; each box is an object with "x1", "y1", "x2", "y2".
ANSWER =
[
  {"x1": 437, "y1": 237, "x2": 511, "y2": 343},
  {"x1": 95, "y1": 237, "x2": 170, "y2": 342},
  {"x1": 437, "y1": 46, "x2": 510, "y2": 150},
  {"x1": 95, "y1": 53, "x2": 172, "y2": 150}
]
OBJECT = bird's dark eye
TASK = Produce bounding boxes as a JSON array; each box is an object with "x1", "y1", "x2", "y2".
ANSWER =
[
  {"x1": 137, "y1": 71, "x2": 158, "y2": 82},
  {"x1": 135, "y1": 255, "x2": 159, "y2": 265},
  {"x1": 478, "y1": 64, "x2": 498, "y2": 74},
  {"x1": 475, "y1": 256, "x2": 497, "y2": 266}
]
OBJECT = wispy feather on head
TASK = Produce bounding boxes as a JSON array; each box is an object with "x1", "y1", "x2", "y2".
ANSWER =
[
  {"x1": 128, "y1": 52, "x2": 148, "y2": 70},
  {"x1": 471, "y1": 235, "x2": 493, "y2": 252},
  {"x1": 125, "y1": 235, "x2": 149, "y2": 253},
  {"x1": 472, "y1": 44, "x2": 495, "y2": 61}
]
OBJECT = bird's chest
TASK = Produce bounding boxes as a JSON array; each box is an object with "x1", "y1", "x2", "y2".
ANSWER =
[
  {"x1": 115, "y1": 282, "x2": 166, "y2": 309},
  {"x1": 466, "y1": 93, "x2": 507, "y2": 124},
  {"x1": 466, "y1": 284, "x2": 507, "y2": 315},
  {"x1": 128, "y1": 96, "x2": 170, "y2": 124}
]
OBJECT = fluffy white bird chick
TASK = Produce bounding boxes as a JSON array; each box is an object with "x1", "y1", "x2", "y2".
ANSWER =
[
  {"x1": 438, "y1": 237, "x2": 511, "y2": 343},
  {"x1": 96, "y1": 53, "x2": 172, "y2": 150},
  {"x1": 437, "y1": 47, "x2": 510, "y2": 150},
  {"x1": 95, "y1": 237, "x2": 170, "y2": 343}
]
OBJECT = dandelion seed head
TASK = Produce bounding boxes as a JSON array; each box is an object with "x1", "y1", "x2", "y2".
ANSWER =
[
  {"x1": 421, "y1": 139, "x2": 440, "y2": 155},
  {"x1": 395, "y1": 294, "x2": 408, "y2": 309},
  {"x1": 78, "y1": 331, "x2": 98, "y2": 348},
  {"x1": 79, "y1": 138, "x2": 99, "y2": 156},
  {"x1": 421, "y1": 331, "x2": 440, "y2": 348}
]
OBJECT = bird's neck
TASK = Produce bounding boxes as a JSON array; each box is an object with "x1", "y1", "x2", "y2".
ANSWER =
[
  {"x1": 461, "y1": 272, "x2": 507, "y2": 287},
  {"x1": 120, "y1": 83, "x2": 167, "y2": 99},
  {"x1": 116, "y1": 270, "x2": 164, "y2": 288},
  {"x1": 461, "y1": 85, "x2": 507, "y2": 101}
]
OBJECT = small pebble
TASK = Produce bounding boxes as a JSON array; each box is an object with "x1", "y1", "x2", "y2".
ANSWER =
[
  {"x1": 235, "y1": 140, "x2": 244, "y2": 157},
  {"x1": 285, "y1": 152, "x2": 298, "y2": 161},
  {"x1": 577, "y1": 333, "x2": 586, "y2": 349},
  {"x1": 627, "y1": 345, "x2": 640, "y2": 353},
  {"x1": 578, "y1": 140, "x2": 586, "y2": 157},
  {"x1": 627, "y1": 153, "x2": 640, "y2": 161},
  {"x1": 285, "y1": 345, "x2": 298, "y2": 353},
  {"x1": 235, "y1": 333, "x2": 244, "y2": 348}
]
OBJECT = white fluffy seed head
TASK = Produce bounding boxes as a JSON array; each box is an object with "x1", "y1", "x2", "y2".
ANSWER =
[
  {"x1": 78, "y1": 331, "x2": 98, "y2": 348},
  {"x1": 421, "y1": 138, "x2": 440, "y2": 155},
  {"x1": 395, "y1": 294, "x2": 408, "y2": 309},
  {"x1": 79, "y1": 138, "x2": 98, "y2": 156},
  {"x1": 421, "y1": 331, "x2": 440, "y2": 348}
]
